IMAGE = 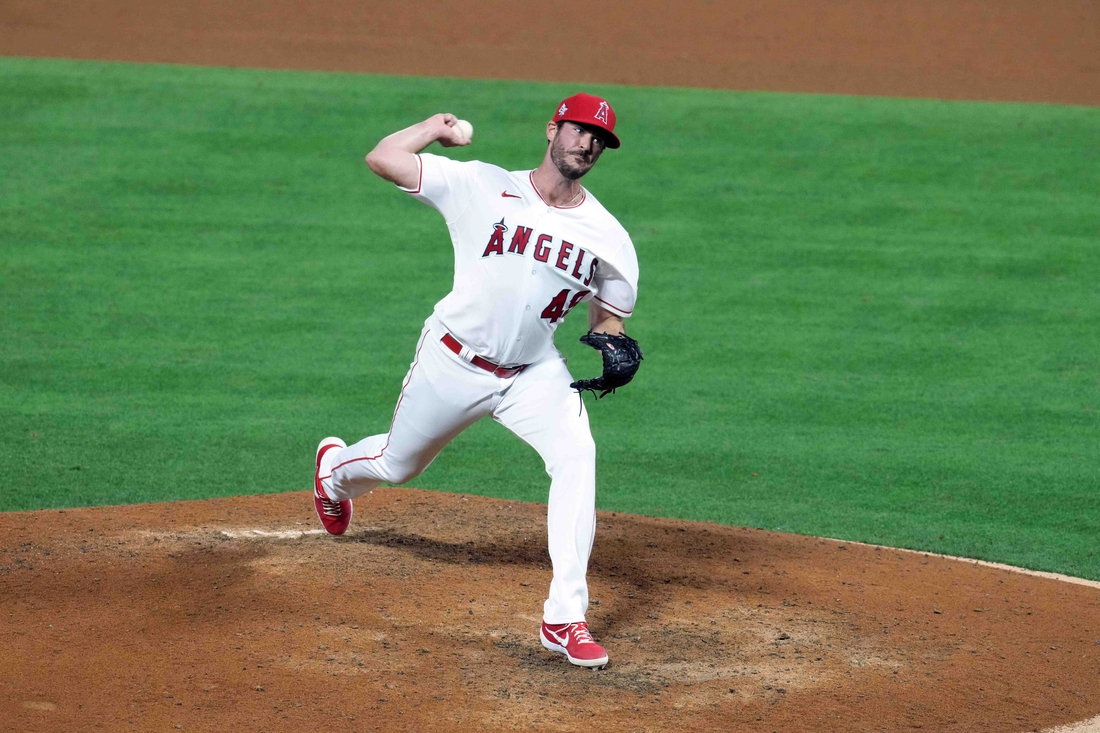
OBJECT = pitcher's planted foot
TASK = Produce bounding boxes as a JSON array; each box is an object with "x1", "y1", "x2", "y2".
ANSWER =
[{"x1": 540, "y1": 621, "x2": 609, "y2": 668}]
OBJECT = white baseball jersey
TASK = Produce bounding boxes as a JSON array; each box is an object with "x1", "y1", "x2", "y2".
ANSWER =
[{"x1": 399, "y1": 153, "x2": 639, "y2": 367}]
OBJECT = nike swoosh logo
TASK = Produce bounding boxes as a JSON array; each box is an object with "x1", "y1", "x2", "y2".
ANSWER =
[
  {"x1": 501, "y1": 191, "x2": 522, "y2": 199},
  {"x1": 545, "y1": 628, "x2": 568, "y2": 644}
]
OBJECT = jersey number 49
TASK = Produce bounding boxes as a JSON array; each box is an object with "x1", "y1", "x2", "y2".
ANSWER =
[{"x1": 541, "y1": 288, "x2": 590, "y2": 324}]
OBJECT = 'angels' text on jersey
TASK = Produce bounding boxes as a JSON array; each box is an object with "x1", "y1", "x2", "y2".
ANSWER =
[{"x1": 399, "y1": 153, "x2": 638, "y2": 367}]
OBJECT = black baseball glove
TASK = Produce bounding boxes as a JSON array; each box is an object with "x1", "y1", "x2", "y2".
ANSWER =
[{"x1": 570, "y1": 331, "x2": 644, "y2": 398}]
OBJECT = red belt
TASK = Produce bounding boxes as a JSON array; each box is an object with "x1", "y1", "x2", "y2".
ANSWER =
[{"x1": 441, "y1": 333, "x2": 527, "y2": 378}]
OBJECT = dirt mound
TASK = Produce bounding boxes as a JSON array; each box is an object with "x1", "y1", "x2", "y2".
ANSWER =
[{"x1": 2, "y1": 489, "x2": 1098, "y2": 732}]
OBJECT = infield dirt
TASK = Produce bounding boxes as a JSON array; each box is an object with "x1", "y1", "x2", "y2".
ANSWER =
[{"x1": 2, "y1": 490, "x2": 1099, "y2": 732}]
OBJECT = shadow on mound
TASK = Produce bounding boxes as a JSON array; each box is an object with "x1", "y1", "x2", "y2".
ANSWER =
[{"x1": 347, "y1": 527, "x2": 552, "y2": 567}]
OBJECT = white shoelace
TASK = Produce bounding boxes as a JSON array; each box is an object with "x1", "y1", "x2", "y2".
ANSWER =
[
  {"x1": 569, "y1": 623, "x2": 595, "y2": 645},
  {"x1": 318, "y1": 492, "x2": 343, "y2": 517}
]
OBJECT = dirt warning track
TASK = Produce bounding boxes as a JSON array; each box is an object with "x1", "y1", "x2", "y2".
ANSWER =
[
  {"x1": 1, "y1": 490, "x2": 1098, "y2": 732},
  {"x1": 1, "y1": 0, "x2": 1098, "y2": 105}
]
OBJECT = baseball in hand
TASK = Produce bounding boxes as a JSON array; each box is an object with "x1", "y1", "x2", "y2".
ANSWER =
[{"x1": 454, "y1": 119, "x2": 474, "y2": 141}]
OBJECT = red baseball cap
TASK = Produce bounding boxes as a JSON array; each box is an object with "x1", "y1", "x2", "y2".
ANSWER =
[{"x1": 553, "y1": 93, "x2": 620, "y2": 149}]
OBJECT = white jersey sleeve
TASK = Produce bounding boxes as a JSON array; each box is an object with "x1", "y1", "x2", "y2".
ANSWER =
[
  {"x1": 398, "y1": 152, "x2": 479, "y2": 223},
  {"x1": 590, "y1": 234, "x2": 639, "y2": 318}
]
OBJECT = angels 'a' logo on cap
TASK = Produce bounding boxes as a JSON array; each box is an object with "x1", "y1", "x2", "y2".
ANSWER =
[{"x1": 552, "y1": 93, "x2": 620, "y2": 148}]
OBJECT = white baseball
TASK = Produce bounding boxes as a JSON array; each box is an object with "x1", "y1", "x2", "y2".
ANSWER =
[{"x1": 454, "y1": 119, "x2": 474, "y2": 141}]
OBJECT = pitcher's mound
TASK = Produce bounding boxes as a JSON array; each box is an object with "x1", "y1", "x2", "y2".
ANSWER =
[{"x1": 2, "y1": 489, "x2": 1098, "y2": 732}]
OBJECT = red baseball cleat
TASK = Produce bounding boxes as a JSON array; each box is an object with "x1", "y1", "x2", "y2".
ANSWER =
[
  {"x1": 540, "y1": 621, "x2": 609, "y2": 668},
  {"x1": 314, "y1": 437, "x2": 351, "y2": 535}
]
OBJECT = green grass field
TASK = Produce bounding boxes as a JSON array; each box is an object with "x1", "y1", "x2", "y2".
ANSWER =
[{"x1": 2, "y1": 58, "x2": 1098, "y2": 578}]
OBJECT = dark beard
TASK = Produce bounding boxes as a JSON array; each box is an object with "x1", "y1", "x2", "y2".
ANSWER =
[{"x1": 550, "y1": 139, "x2": 591, "y2": 180}]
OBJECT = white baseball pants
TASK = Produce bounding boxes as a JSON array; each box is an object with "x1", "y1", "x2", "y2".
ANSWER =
[{"x1": 320, "y1": 317, "x2": 597, "y2": 624}]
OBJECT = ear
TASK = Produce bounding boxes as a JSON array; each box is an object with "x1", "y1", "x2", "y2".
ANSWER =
[{"x1": 546, "y1": 121, "x2": 558, "y2": 143}]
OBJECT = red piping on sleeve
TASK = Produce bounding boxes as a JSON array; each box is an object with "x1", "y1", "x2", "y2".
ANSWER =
[
  {"x1": 402, "y1": 154, "x2": 424, "y2": 195},
  {"x1": 593, "y1": 295, "x2": 633, "y2": 315}
]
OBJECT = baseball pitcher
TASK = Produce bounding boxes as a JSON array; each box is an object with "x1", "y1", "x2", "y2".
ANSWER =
[{"x1": 312, "y1": 94, "x2": 642, "y2": 668}]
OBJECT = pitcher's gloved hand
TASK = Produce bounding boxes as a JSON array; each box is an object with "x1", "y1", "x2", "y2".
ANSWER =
[{"x1": 570, "y1": 332, "x2": 644, "y2": 399}]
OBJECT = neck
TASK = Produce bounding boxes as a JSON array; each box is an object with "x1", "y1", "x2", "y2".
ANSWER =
[{"x1": 531, "y1": 161, "x2": 583, "y2": 207}]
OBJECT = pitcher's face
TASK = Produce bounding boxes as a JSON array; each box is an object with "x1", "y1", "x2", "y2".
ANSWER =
[{"x1": 548, "y1": 122, "x2": 606, "y2": 180}]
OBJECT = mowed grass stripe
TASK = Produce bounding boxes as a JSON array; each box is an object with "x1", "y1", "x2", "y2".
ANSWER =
[{"x1": 1, "y1": 58, "x2": 1098, "y2": 578}]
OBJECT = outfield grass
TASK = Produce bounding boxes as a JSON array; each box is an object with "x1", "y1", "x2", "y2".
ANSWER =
[{"x1": 2, "y1": 58, "x2": 1098, "y2": 578}]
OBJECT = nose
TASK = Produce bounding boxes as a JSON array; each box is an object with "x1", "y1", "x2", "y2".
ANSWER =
[{"x1": 576, "y1": 132, "x2": 594, "y2": 153}]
